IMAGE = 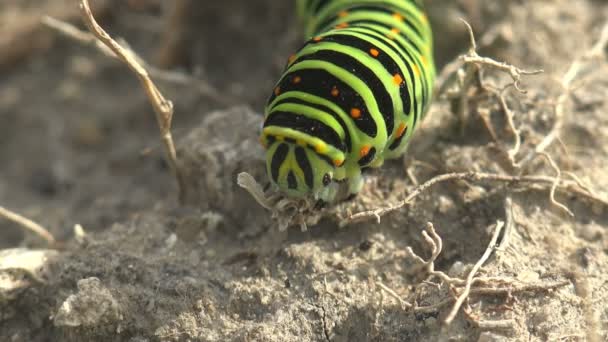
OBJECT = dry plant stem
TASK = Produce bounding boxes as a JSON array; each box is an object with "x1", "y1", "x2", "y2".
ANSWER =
[
  {"x1": 0, "y1": 206, "x2": 56, "y2": 245},
  {"x1": 41, "y1": 16, "x2": 227, "y2": 104},
  {"x1": 78, "y1": 0, "x2": 186, "y2": 202},
  {"x1": 518, "y1": 21, "x2": 608, "y2": 168},
  {"x1": 444, "y1": 220, "x2": 504, "y2": 325},
  {"x1": 497, "y1": 196, "x2": 514, "y2": 251},
  {"x1": 405, "y1": 223, "x2": 459, "y2": 284},
  {"x1": 156, "y1": 0, "x2": 191, "y2": 67},
  {"x1": 475, "y1": 319, "x2": 515, "y2": 331},
  {"x1": 376, "y1": 282, "x2": 412, "y2": 309},
  {"x1": 381, "y1": 223, "x2": 570, "y2": 318},
  {"x1": 495, "y1": 89, "x2": 521, "y2": 167},
  {"x1": 539, "y1": 152, "x2": 574, "y2": 217},
  {"x1": 411, "y1": 280, "x2": 570, "y2": 315},
  {"x1": 469, "y1": 280, "x2": 571, "y2": 295},
  {"x1": 342, "y1": 171, "x2": 608, "y2": 226},
  {"x1": 459, "y1": 19, "x2": 543, "y2": 92}
]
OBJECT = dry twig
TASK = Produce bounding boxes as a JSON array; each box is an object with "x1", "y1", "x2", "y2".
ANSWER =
[
  {"x1": 539, "y1": 152, "x2": 574, "y2": 217},
  {"x1": 0, "y1": 206, "x2": 56, "y2": 245},
  {"x1": 444, "y1": 220, "x2": 504, "y2": 325},
  {"x1": 438, "y1": 19, "x2": 543, "y2": 96},
  {"x1": 459, "y1": 19, "x2": 543, "y2": 92},
  {"x1": 0, "y1": 0, "x2": 111, "y2": 68},
  {"x1": 41, "y1": 16, "x2": 227, "y2": 104},
  {"x1": 437, "y1": 19, "x2": 540, "y2": 164},
  {"x1": 497, "y1": 196, "x2": 514, "y2": 251},
  {"x1": 404, "y1": 223, "x2": 458, "y2": 284},
  {"x1": 341, "y1": 171, "x2": 607, "y2": 226},
  {"x1": 378, "y1": 223, "x2": 571, "y2": 323},
  {"x1": 376, "y1": 282, "x2": 412, "y2": 309},
  {"x1": 76, "y1": 0, "x2": 186, "y2": 202}
]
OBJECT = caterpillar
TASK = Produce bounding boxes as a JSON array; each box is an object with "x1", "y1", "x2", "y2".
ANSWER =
[{"x1": 261, "y1": 0, "x2": 435, "y2": 204}]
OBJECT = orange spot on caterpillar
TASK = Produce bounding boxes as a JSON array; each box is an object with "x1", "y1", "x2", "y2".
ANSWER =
[
  {"x1": 350, "y1": 108, "x2": 362, "y2": 119},
  {"x1": 388, "y1": 28, "x2": 400, "y2": 39},
  {"x1": 274, "y1": 86, "x2": 281, "y2": 96},
  {"x1": 333, "y1": 159, "x2": 344, "y2": 167},
  {"x1": 395, "y1": 123, "x2": 407, "y2": 138},
  {"x1": 313, "y1": 36, "x2": 322, "y2": 42},
  {"x1": 292, "y1": 76, "x2": 302, "y2": 84},
  {"x1": 369, "y1": 48, "x2": 379, "y2": 57},
  {"x1": 338, "y1": 11, "x2": 349, "y2": 17},
  {"x1": 288, "y1": 54, "x2": 297, "y2": 64},
  {"x1": 331, "y1": 86, "x2": 339, "y2": 97},
  {"x1": 392, "y1": 13, "x2": 403, "y2": 21},
  {"x1": 335, "y1": 22, "x2": 349, "y2": 29},
  {"x1": 393, "y1": 73, "x2": 403, "y2": 85},
  {"x1": 359, "y1": 145, "x2": 371, "y2": 157}
]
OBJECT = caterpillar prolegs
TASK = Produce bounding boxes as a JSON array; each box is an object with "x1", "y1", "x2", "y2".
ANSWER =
[{"x1": 261, "y1": 0, "x2": 435, "y2": 203}]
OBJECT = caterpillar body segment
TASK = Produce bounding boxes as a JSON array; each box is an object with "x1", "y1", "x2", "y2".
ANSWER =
[{"x1": 261, "y1": 0, "x2": 435, "y2": 203}]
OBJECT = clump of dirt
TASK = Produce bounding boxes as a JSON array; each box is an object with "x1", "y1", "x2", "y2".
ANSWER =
[{"x1": 1, "y1": 0, "x2": 607, "y2": 341}]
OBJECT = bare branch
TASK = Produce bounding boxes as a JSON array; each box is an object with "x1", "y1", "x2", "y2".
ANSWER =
[
  {"x1": 496, "y1": 89, "x2": 522, "y2": 168},
  {"x1": 379, "y1": 222, "x2": 571, "y2": 323},
  {"x1": 341, "y1": 171, "x2": 608, "y2": 226},
  {"x1": 497, "y1": 196, "x2": 514, "y2": 251},
  {"x1": 376, "y1": 282, "x2": 413, "y2": 309},
  {"x1": 0, "y1": 206, "x2": 56, "y2": 245},
  {"x1": 459, "y1": 19, "x2": 543, "y2": 92},
  {"x1": 539, "y1": 152, "x2": 574, "y2": 217},
  {"x1": 404, "y1": 222, "x2": 459, "y2": 284},
  {"x1": 444, "y1": 220, "x2": 504, "y2": 325},
  {"x1": 76, "y1": 0, "x2": 186, "y2": 202},
  {"x1": 41, "y1": 15, "x2": 228, "y2": 104}
]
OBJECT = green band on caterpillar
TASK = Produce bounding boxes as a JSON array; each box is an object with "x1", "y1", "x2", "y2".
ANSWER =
[{"x1": 262, "y1": 0, "x2": 435, "y2": 202}]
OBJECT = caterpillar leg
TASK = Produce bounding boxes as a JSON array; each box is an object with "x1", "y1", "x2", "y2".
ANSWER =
[
  {"x1": 316, "y1": 181, "x2": 340, "y2": 203},
  {"x1": 347, "y1": 169, "x2": 364, "y2": 198},
  {"x1": 369, "y1": 156, "x2": 385, "y2": 168}
]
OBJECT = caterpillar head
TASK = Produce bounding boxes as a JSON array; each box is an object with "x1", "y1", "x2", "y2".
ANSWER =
[{"x1": 262, "y1": 137, "x2": 342, "y2": 202}]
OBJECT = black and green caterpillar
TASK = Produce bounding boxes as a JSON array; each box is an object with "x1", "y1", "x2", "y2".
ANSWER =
[{"x1": 261, "y1": 0, "x2": 435, "y2": 203}]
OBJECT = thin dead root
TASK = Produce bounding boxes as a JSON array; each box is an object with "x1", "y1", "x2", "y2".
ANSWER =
[
  {"x1": 404, "y1": 223, "x2": 458, "y2": 284},
  {"x1": 475, "y1": 319, "x2": 516, "y2": 331},
  {"x1": 0, "y1": 206, "x2": 56, "y2": 246},
  {"x1": 459, "y1": 19, "x2": 544, "y2": 93},
  {"x1": 438, "y1": 20, "x2": 539, "y2": 168},
  {"x1": 563, "y1": 172, "x2": 596, "y2": 196},
  {"x1": 539, "y1": 152, "x2": 574, "y2": 217},
  {"x1": 378, "y1": 222, "x2": 571, "y2": 325},
  {"x1": 73, "y1": 0, "x2": 186, "y2": 202},
  {"x1": 497, "y1": 196, "x2": 514, "y2": 251},
  {"x1": 376, "y1": 282, "x2": 412, "y2": 309},
  {"x1": 497, "y1": 89, "x2": 522, "y2": 167},
  {"x1": 41, "y1": 15, "x2": 229, "y2": 104},
  {"x1": 341, "y1": 171, "x2": 607, "y2": 226},
  {"x1": 444, "y1": 220, "x2": 504, "y2": 325}
]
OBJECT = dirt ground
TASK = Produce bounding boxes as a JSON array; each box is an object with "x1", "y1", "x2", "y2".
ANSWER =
[{"x1": 1, "y1": 0, "x2": 607, "y2": 341}]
